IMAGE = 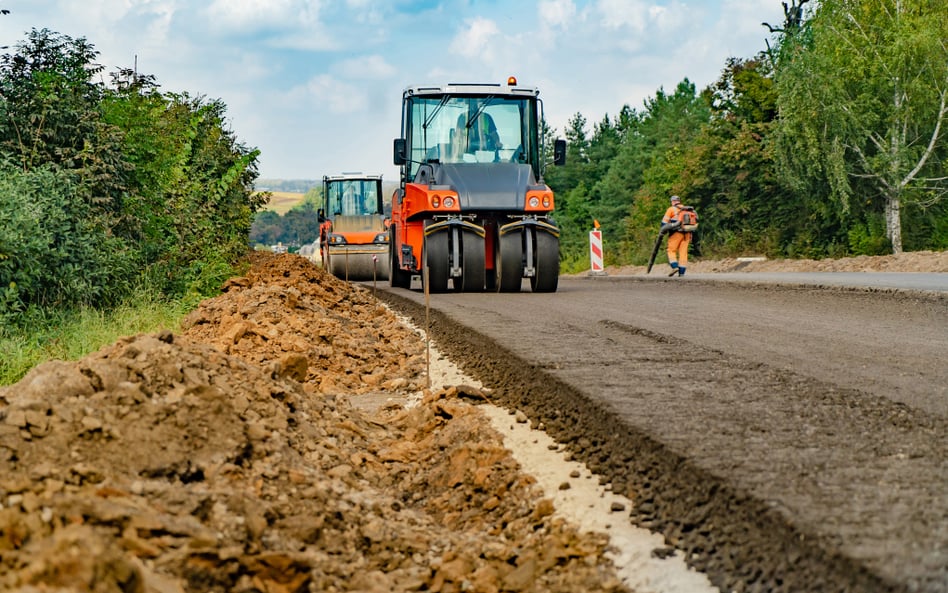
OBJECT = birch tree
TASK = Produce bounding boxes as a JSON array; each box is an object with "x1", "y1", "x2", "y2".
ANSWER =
[{"x1": 775, "y1": 0, "x2": 948, "y2": 253}]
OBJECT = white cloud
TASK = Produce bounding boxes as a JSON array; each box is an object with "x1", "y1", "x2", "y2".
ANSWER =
[
  {"x1": 539, "y1": 0, "x2": 578, "y2": 30},
  {"x1": 55, "y1": 0, "x2": 134, "y2": 26},
  {"x1": 595, "y1": 0, "x2": 688, "y2": 37},
  {"x1": 450, "y1": 17, "x2": 502, "y2": 61},
  {"x1": 345, "y1": 0, "x2": 385, "y2": 24},
  {"x1": 207, "y1": 0, "x2": 301, "y2": 29},
  {"x1": 47, "y1": 0, "x2": 176, "y2": 49},
  {"x1": 201, "y1": 0, "x2": 338, "y2": 51},
  {"x1": 269, "y1": 31, "x2": 338, "y2": 51},
  {"x1": 5, "y1": 0, "x2": 788, "y2": 180},
  {"x1": 597, "y1": 0, "x2": 650, "y2": 32},
  {"x1": 137, "y1": 3, "x2": 176, "y2": 45},
  {"x1": 718, "y1": 0, "x2": 784, "y2": 52},
  {"x1": 289, "y1": 74, "x2": 368, "y2": 115}
]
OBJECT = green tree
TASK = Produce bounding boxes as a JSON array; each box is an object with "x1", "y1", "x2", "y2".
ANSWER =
[
  {"x1": 546, "y1": 112, "x2": 592, "y2": 195},
  {"x1": 0, "y1": 29, "x2": 104, "y2": 170},
  {"x1": 774, "y1": 0, "x2": 948, "y2": 254},
  {"x1": 297, "y1": 185, "x2": 322, "y2": 211},
  {"x1": 282, "y1": 202, "x2": 320, "y2": 246},
  {"x1": 103, "y1": 64, "x2": 264, "y2": 294},
  {"x1": 616, "y1": 80, "x2": 712, "y2": 262},
  {"x1": 546, "y1": 113, "x2": 596, "y2": 270},
  {"x1": 683, "y1": 56, "x2": 803, "y2": 257},
  {"x1": 250, "y1": 210, "x2": 282, "y2": 246},
  {"x1": 0, "y1": 163, "x2": 132, "y2": 317},
  {"x1": 0, "y1": 29, "x2": 135, "y2": 313},
  {"x1": 0, "y1": 29, "x2": 131, "y2": 221},
  {"x1": 0, "y1": 29, "x2": 265, "y2": 319}
]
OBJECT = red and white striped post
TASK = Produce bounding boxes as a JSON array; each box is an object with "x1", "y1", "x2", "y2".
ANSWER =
[{"x1": 589, "y1": 220, "x2": 607, "y2": 276}]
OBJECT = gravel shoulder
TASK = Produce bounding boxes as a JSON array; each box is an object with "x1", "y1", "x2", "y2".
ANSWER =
[{"x1": 374, "y1": 258, "x2": 948, "y2": 593}]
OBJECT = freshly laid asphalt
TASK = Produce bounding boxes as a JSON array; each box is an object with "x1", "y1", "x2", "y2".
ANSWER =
[{"x1": 374, "y1": 272, "x2": 948, "y2": 593}]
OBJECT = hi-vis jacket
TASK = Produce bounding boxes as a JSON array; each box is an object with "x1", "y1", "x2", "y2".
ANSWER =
[{"x1": 662, "y1": 204, "x2": 697, "y2": 233}]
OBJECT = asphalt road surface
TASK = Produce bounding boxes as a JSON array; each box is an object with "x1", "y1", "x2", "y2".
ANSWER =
[{"x1": 374, "y1": 273, "x2": 948, "y2": 593}]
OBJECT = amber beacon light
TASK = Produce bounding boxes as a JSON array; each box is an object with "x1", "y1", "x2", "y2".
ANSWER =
[{"x1": 507, "y1": 76, "x2": 517, "y2": 85}]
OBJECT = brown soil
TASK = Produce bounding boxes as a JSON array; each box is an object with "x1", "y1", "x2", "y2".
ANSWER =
[
  {"x1": 2, "y1": 249, "x2": 943, "y2": 592},
  {"x1": 606, "y1": 249, "x2": 948, "y2": 274},
  {"x1": 0, "y1": 252, "x2": 627, "y2": 593}
]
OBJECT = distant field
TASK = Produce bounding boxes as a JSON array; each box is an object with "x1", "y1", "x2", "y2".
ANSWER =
[{"x1": 259, "y1": 191, "x2": 305, "y2": 215}]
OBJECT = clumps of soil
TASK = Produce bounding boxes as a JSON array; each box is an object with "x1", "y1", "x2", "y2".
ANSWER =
[
  {"x1": 182, "y1": 250, "x2": 429, "y2": 395},
  {"x1": 604, "y1": 249, "x2": 948, "y2": 274},
  {"x1": 0, "y1": 252, "x2": 627, "y2": 593},
  {"x1": 690, "y1": 250, "x2": 948, "y2": 273}
]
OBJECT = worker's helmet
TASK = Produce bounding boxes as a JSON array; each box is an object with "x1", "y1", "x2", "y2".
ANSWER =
[{"x1": 670, "y1": 195, "x2": 681, "y2": 204}]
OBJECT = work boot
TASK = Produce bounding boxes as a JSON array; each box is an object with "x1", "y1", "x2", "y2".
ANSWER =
[
  {"x1": 678, "y1": 266, "x2": 686, "y2": 276},
  {"x1": 669, "y1": 261, "x2": 679, "y2": 272}
]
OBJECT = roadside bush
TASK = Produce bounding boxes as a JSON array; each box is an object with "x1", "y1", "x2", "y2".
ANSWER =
[
  {"x1": 0, "y1": 164, "x2": 135, "y2": 323},
  {"x1": 848, "y1": 215, "x2": 891, "y2": 256}
]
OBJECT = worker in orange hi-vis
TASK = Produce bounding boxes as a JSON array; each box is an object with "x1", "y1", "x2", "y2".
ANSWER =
[{"x1": 661, "y1": 195, "x2": 699, "y2": 277}]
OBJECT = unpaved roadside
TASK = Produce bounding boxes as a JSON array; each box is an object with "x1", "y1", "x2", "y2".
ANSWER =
[
  {"x1": 0, "y1": 252, "x2": 629, "y2": 593},
  {"x1": 2, "y1": 249, "x2": 945, "y2": 592},
  {"x1": 605, "y1": 249, "x2": 948, "y2": 274}
]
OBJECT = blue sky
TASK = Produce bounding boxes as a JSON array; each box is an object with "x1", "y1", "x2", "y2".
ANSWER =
[{"x1": 2, "y1": 0, "x2": 787, "y2": 184}]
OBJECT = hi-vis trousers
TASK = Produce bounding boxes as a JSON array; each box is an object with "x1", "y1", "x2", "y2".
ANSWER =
[{"x1": 667, "y1": 231, "x2": 691, "y2": 266}]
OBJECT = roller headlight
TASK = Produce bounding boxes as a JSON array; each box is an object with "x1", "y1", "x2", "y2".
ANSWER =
[
  {"x1": 443, "y1": 196, "x2": 455, "y2": 208},
  {"x1": 528, "y1": 196, "x2": 540, "y2": 208},
  {"x1": 328, "y1": 234, "x2": 347, "y2": 245},
  {"x1": 373, "y1": 233, "x2": 388, "y2": 244}
]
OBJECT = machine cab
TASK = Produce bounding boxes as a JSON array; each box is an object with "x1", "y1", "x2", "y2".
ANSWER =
[
  {"x1": 394, "y1": 78, "x2": 563, "y2": 186},
  {"x1": 322, "y1": 174, "x2": 384, "y2": 219}
]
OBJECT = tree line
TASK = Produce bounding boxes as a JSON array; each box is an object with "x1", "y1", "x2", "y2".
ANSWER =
[
  {"x1": 249, "y1": 180, "x2": 400, "y2": 249},
  {"x1": 250, "y1": 188, "x2": 322, "y2": 249},
  {"x1": 543, "y1": 0, "x2": 948, "y2": 272},
  {"x1": 3, "y1": 0, "x2": 945, "y2": 325},
  {"x1": 0, "y1": 28, "x2": 265, "y2": 324}
]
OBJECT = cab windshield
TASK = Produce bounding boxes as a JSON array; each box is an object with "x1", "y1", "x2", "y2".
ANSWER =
[
  {"x1": 326, "y1": 179, "x2": 380, "y2": 216},
  {"x1": 406, "y1": 95, "x2": 538, "y2": 178}
]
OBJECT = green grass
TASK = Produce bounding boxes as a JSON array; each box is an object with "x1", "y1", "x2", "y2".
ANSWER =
[{"x1": 0, "y1": 290, "x2": 194, "y2": 386}]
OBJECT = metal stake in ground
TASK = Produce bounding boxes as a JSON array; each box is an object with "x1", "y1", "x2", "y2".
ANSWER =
[{"x1": 423, "y1": 247, "x2": 431, "y2": 390}]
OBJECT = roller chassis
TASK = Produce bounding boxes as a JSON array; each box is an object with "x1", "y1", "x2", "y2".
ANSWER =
[
  {"x1": 318, "y1": 173, "x2": 390, "y2": 282},
  {"x1": 389, "y1": 211, "x2": 559, "y2": 293},
  {"x1": 389, "y1": 79, "x2": 565, "y2": 293}
]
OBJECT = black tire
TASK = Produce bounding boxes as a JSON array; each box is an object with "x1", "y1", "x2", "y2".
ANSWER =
[
  {"x1": 530, "y1": 230, "x2": 559, "y2": 293},
  {"x1": 424, "y1": 232, "x2": 449, "y2": 293},
  {"x1": 389, "y1": 226, "x2": 412, "y2": 289},
  {"x1": 459, "y1": 230, "x2": 486, "y2": 291},
  {"x1": 496, "y1": 229, "x2": 523, "y2": 292}
]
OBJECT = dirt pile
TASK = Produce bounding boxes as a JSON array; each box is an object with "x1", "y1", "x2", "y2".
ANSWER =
[
  {"x1": 604, "y1": 249, "x2": 948, "y2": 275},
  {"x1": 181, "y1": 251, "x2": 429, "y2": 395},
  {"x1": 0, "y1": 252, "x2": 626, "y2": 593}
]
